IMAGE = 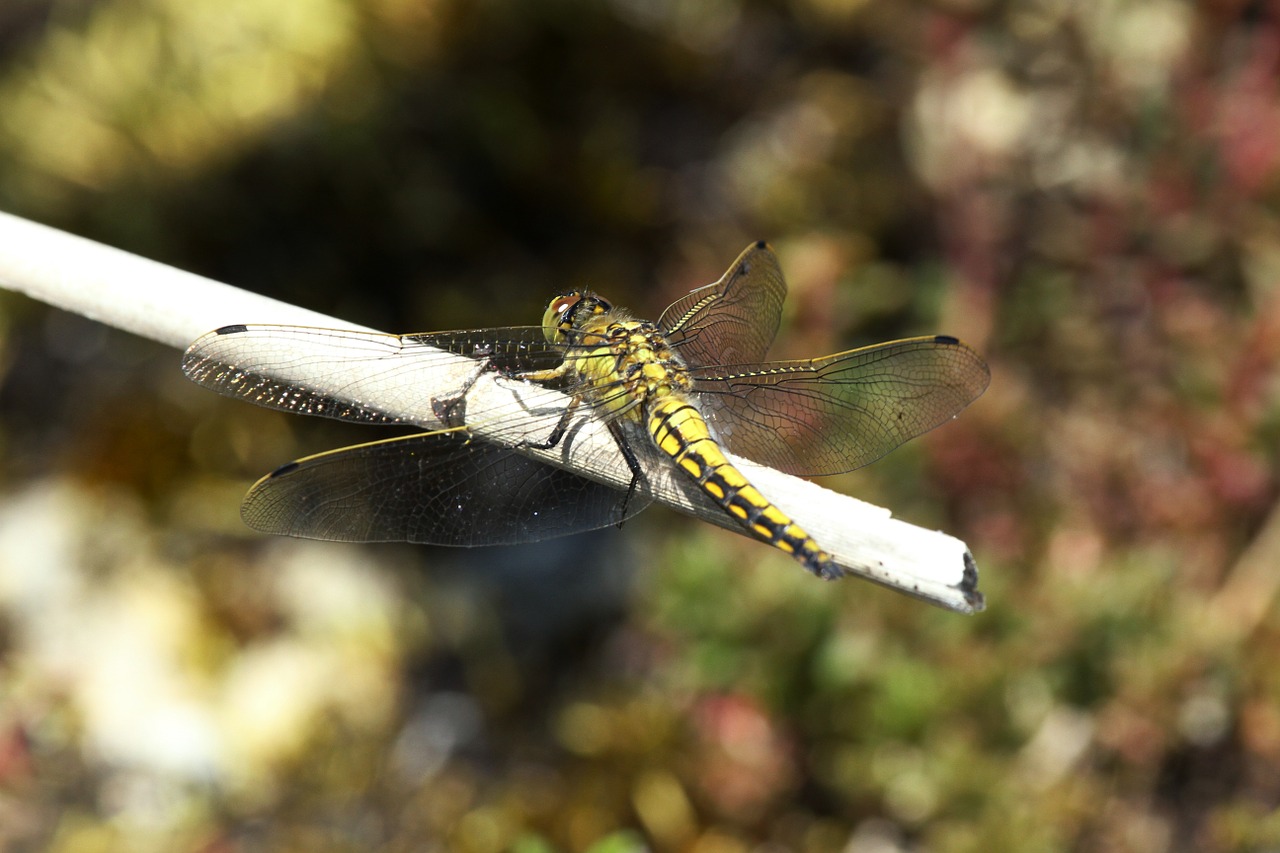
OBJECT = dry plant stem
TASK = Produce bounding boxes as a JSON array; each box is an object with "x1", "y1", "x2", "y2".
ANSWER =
[
  {"x1": 0, "y1": 210, "x2": 985, "y2": 613},
  {"x1": 1205, "y1": 497, "x2": 1280, "y2": 645}
]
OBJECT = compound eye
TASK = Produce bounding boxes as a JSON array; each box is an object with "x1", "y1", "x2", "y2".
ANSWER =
[{"x1": 550, "y1": 294, "x2": 581, "y2": 318}]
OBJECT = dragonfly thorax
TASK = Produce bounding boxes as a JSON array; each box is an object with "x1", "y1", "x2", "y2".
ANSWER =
[{"x1": 565, "y1": 318, "x2": 692, "y2": 419}]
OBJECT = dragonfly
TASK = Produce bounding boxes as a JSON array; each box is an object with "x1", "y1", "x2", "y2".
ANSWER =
[{"x1": 182, "y1": 242, "x2": 989, "y2": 579}]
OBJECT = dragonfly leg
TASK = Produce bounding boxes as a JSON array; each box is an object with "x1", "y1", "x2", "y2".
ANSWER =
[
  {"x1": 518, "y1": 394, "x2": 582, "y2": 451},
  {"x1": 608, "y1": 419, "x2": 647, "y2": 527},
  {"x1": 431, "y1": 358, "x2": 499, "y2": 428}
]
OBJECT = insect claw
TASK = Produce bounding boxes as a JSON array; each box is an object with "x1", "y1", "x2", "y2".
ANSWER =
[{"x1": 432, "y1": 394, "x2": 467, "y2": 428}]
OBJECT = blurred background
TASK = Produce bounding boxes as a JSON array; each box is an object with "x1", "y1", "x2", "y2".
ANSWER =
[{"x1": 0, "y1": 0, "x2": 1278, "y2": 850}]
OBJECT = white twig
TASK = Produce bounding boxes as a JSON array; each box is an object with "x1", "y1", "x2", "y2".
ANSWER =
[{"x1": 0, "y1": 211, "x2": 984, "y2": 613}]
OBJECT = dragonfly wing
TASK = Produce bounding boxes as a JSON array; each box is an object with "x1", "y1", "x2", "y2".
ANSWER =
[
  {"x1": 242, "y1": 431, "x2": 651, "y2": 546},
  {"x1": 182, "y1": 324, "x2": 557, "y2": 424},
  {"x1": 658, "y1": 242, "x2": 786, "y2": 368},
  {"x1": 690, "y1": 335, "x2": 990, "y2": 476}
]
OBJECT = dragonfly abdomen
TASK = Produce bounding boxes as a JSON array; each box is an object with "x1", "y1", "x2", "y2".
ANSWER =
[{"x1": 647, "y1": 397, "x2": 839, "y2": 580}]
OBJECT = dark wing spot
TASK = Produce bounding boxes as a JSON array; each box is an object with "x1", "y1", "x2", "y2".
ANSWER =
[
  {"x1": 215, "y1": 324, "x2": 249, "y2": 335},
  {"x1": 269, "y1": 461, "x2": 300, "y2": 478},
  {"x1": 934, "y1": 335, "x2": 960, "y2": 345}
]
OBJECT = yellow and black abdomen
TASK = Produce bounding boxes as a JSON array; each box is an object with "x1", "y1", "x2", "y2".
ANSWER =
[
  {"x1": 646, "y1": 396, "x2": 839, "y2": 580},
  {"x1": 548, "y1": 311, "x2": 837, "y2": 579}
]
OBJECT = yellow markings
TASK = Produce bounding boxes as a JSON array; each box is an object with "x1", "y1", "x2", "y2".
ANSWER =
[
  {"x1": 760, "y1": 505, "x2": 791, "y2": 526},
  {"x1": 734, "y1": 487, "x2": 771, "y2": 512},
  {"x1": 693, "y1": 446, "x2": 728, "y2": 469},
  {"x1": 664, "y1": 406, "x2": 699, "y2": 428},
  {"x1": 715, "y1": 465, "x2": 747, "y2": 489},
  {"x1": 657, "y1": 432, "x2": 682, "y2": 456},
  {"x1": 642, "y1": 394, "x2": 832, "y2": 573}
]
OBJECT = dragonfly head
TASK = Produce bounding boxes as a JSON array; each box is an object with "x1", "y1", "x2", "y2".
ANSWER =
[{"x1": 542, "y1": 291, "x2": 613, "y2": 343}]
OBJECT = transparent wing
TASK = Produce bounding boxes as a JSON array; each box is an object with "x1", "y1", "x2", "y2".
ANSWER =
[
  {"x1": 241, "y1": 430, "x2": 651, "y2": 546},
  {"x1": 181, "y1": 324, "x2": 563, "y2": 424},
  {"x1": 658, "y1": 242, "x2": 786, "y2": 368},
  {"x1": 689, "y1": 335, "x2": 990, "y2": 477}
]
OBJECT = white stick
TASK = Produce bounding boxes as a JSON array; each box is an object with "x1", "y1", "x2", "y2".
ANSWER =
[{"x1": 0, "y1": 211, "x2": 984, "y2": 613}]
